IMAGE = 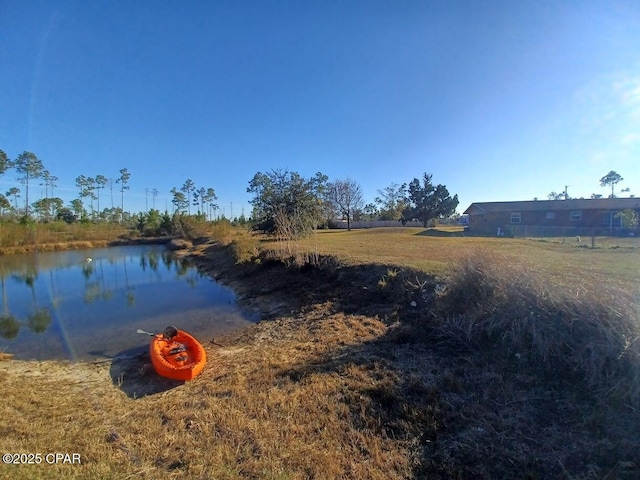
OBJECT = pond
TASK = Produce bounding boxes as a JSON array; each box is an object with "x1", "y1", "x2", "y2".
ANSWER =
[{"x1": 0, "y1": 245, "x2": 259, "y2": 361}]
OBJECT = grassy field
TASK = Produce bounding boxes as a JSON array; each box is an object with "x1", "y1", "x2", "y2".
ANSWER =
[
  {"x1": 1, "y1": 227, "x2": 639, "y2": 479},
  {"x1": 264, "y1": 226, "x2": 640, "y2": 286}
]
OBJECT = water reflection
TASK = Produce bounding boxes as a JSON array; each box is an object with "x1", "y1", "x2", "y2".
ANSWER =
[
  {"x1": 0, "y1": 245, "x2": 258, "y2": 360},
  {"x1": 0, "y1": 264, "x2": 53, "y2": 338},
  {"x1": 27, "y1": 309, "x2": 52, "y2": 334},
  {"x1": 0, "y1": 314, "x2": 20, "y2": 339}
]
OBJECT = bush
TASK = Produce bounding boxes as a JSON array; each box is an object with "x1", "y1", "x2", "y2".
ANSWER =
[
  {"x1": 231, "y1": 235, "x2": 259, "y2": 263},
  {"x1": 170, "y1": 213, "x2": 210, "y2": 240},
  {"x1": 209, "y1": 219, "x2": 233, "y2": 245}
]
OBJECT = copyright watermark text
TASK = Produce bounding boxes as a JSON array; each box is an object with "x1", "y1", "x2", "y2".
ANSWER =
[{"x1": 3, "y1": 453, "x2": 81, "y2": 465}]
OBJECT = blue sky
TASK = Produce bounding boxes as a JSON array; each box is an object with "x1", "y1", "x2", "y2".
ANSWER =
[{"x1": 1, "y1": 1, "x2": 639, "y2": 218}]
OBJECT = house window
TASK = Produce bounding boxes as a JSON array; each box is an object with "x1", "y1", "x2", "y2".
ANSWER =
[
  {"x1": 546, "y1": 212, "x2": 555, "y2": 220},
  {"x1": 510, "y1": 212, "x2": 521, "y2": 224},
  {"x1": 570, "y1": 211, "x2": 581, "y2": 221},
  {"x1": 601, "y1": 212, "x2": 622, "y2": 228}
]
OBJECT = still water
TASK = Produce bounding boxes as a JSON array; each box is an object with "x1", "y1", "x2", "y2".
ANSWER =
[{"x1": 0, "y1": 245, "x2": 259, "y2": 360}]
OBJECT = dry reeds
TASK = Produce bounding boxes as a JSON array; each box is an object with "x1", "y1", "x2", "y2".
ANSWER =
[
  {"x1": 435, "y1": 252, "x2": 640, "y2": 404},
  {"x1": 0, "y1": 222, "x2": 130, "y2": 254}
]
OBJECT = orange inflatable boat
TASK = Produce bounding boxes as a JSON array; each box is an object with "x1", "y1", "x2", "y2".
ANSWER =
[{"x1": 150, "y1": 327, "x2": 207, "y2": 381}]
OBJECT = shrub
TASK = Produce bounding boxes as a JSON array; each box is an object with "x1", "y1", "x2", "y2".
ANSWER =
[
  {"x1": 231, "y1": 235, "x2": 259, "y2": 263},
  {"x1": 176, "y1": 215, "x2": 209, "y2": 240},
  {"x1": 209, "y1": 219, "x2": 232, "y2": 245}
]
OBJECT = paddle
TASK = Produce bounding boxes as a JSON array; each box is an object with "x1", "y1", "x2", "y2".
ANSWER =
[
  {"x1": 137, "y1": 328, "x2": 225, "y2": 347},
  {"x1": 136, "y1": 328, "x2": 156, "y2": 336}
]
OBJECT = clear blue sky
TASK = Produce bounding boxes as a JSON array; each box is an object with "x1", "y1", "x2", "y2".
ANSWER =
[{"x1": 1, "y1": 1, "x2": 639, "y2": 217}]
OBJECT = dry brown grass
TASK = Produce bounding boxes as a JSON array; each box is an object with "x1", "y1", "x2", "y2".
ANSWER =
[
  {"x1": 0, "y1": 222, "x2": 131, "y2": 255},
  {"x1": 1, "y1": 313, "x2": 424, "y2": 479},
  {"x1": 434, "y1": 252, "x2": 640, "y2": 404}
]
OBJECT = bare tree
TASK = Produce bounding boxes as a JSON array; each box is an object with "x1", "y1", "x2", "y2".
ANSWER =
[{"x1": 327, "y1": 178, "x2": 364, "y2": 231}]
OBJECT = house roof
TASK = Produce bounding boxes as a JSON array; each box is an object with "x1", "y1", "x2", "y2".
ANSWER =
[{"x1": 463, "y1": 197, "x2": 640, "y2": 215}]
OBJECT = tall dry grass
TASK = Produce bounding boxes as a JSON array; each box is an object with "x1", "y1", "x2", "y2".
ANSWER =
[
  {"x1": 234, "y1": 228, "x2": 640, "y2": 405},
  {"x1": 0, "y1": 222, "x2": 131, "y2": 254},
  {"x1": 200, "y1": 220, "x2": 261, "y2": 263},
  {"x1": 434, "y1": 252, "x2": 640, "y2": 404}
]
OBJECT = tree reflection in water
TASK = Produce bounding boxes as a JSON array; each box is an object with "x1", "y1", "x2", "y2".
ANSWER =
[
  {"x1": 0, "y1": 314, "x2": 20, "y2": 339},
  {"x1": 0, "y1": 265, "x2": 52, "y2": 338},
  {"x1": 27, "y1": 309, "x2": 52, "y2": 334},
  {"x1": 0, "y1": 245, "x2": 259, "y2": 361},
  {"x1": 0, "y1": 269, "x2": 19, "y2": 339}
]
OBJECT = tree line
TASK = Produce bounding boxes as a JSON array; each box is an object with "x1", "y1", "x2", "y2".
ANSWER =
[
  {"x1": 0, "y1": 149, "x2": 459, "y2": 240},
  {"x1": 247, "y1": 169, "x2": 459, "y2": 237},
  {"x1": 546, "y1": 170, "x2": 631, "y2": 200},
  {"x1": 0, "y1": 149, "x2": 223, "y2": 225},
  {"x1": 0, "y1": 149, "x2": 137, "y2": 223}
]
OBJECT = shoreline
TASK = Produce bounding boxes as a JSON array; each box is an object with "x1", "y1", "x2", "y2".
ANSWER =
[
  {"x1": 0, "y1": 235, "x2": 174, "y2": 256},
  {"x1": 2, "y1": 236, "x2": 639, "y2": 479}
]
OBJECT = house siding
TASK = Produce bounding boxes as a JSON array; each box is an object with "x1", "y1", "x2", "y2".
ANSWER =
[{"x1": 465, "y1": 199, "x2": 640, "y2": 236}]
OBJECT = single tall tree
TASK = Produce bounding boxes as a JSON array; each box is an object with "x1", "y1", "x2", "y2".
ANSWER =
[
  {"x1": 108, "y1": 178, "x2": 115, "y2": 209},
  {"x1": 75, "y1": 175, "x2": 95, "y2": 219},
  {"x1": 116, "y1": 168, "x2": 131, "y2": 215},
  {"x1": 95, "y1": 175, "x2": 108, "y2": 213},
  {"x1": 6, "y1": 187, "x2": 20, "y2": 211},
  {"x1": 0, "y1": 149, "x2": 10, "y2": 177},
  {"x1": 327, "y1": 178, "x2": 364, "y2": 231},
  {"x1": 205, "y1": 187, "x2": 218, "y2": 220},
  {"x1": 86, "y1": 177, "x2": 97, "y2": 216},
  {"x1": 151, "y1": 188, "x2": 159, "y2": 209},
  {"x1": 404, "y1": 173, "x2": 459, "y2": 227},
  {"x1": 181, "y1": 179, "x2": 196, "y2": 215},
  {"x1": 600, "y1": 171, "x2": 624, "y2": 198},
  {"x1": 375, "y1": 182, "x2": 407, "y2": 220},
  {"x1": 14, "y1": 151, "x2": 44, "y2": 216},
  {"x1": 170, "y1": 187, "x2": 188, "y2": 213}
]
